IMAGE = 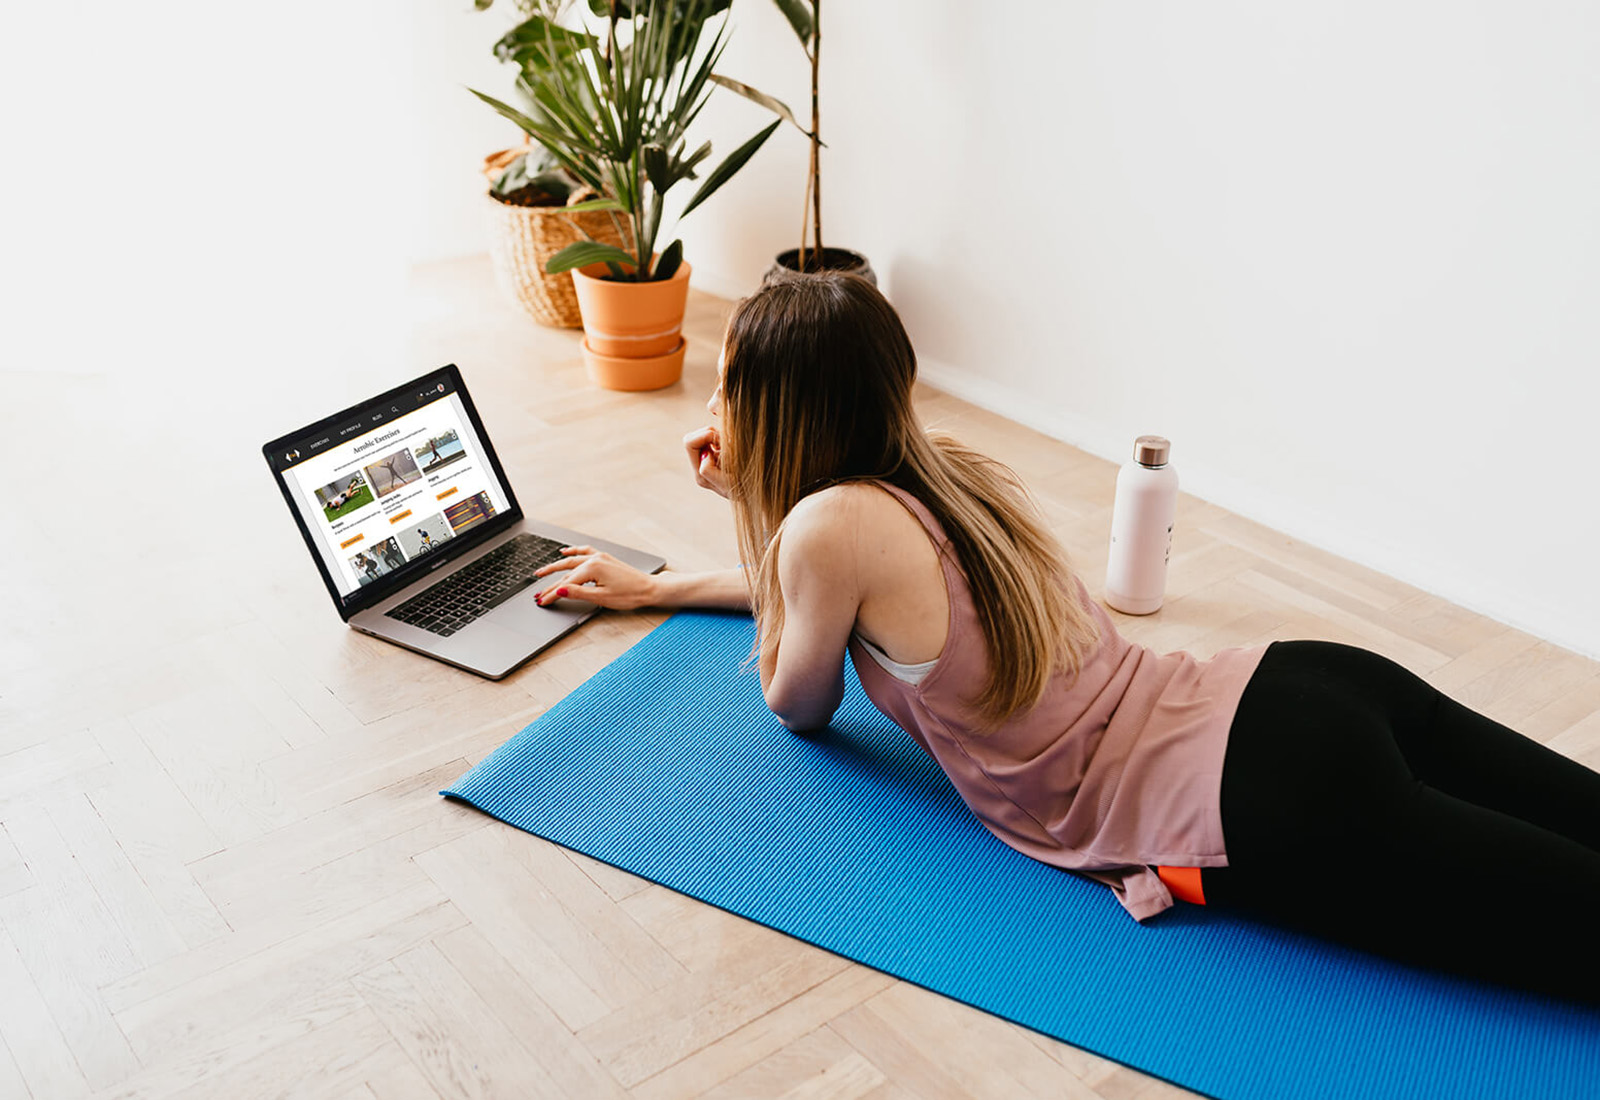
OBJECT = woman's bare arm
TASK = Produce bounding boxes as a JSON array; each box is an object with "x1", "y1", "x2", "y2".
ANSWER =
[
  {"x1": 533, "y1": 549, "x2": 749, "y2": 612},
  {"x1": 760, "y1": 492, "x2": 860, "y2": 732},
  {"x1": 530, "y1": 427, "x2": 744, "y2": 612},
  {"x1": 652, "y1": 568, "x2": 750, "y2": 610}
]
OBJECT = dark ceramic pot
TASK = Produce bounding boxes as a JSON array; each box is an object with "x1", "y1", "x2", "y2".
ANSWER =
[{"x1": 767, "y1": 247, "x2": 877, "y2": 287}]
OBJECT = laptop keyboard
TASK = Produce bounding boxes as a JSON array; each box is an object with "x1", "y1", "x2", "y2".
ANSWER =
[{"x1": 387, "y1": 534, "x2": 567, "y2": 637}]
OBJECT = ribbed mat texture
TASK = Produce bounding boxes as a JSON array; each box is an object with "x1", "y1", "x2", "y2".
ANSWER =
[{"x1": 444, "y1": 611, "x2": 1600, "y2": 1100}]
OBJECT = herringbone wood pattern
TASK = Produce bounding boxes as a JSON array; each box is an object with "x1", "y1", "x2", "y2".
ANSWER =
[{"x1": 4, "y1": 256, "x2": 1597, "y2": 1099}]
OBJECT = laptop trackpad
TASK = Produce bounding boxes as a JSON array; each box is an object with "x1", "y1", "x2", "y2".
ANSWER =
[
  {"x1": 440, "y1": 616, "x2": 546, "y2": 667},
  {"x1": 490, "y1": 593, "x2": 592, "y2": 637}
]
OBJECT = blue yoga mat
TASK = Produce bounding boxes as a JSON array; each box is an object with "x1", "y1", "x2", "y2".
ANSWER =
[{"x1": 444, "y1": 611, "x2": 1600, "y2": 1099}]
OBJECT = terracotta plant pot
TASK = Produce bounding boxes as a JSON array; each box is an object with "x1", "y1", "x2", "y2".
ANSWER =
[
  {"x1": 570, "y1": 260, "x2": 692, "y2": 391},
  {"x1": 581, "y1": 337, "x2": 688, "y2": 392},
  {"x1": 769, "y1": 247, "x2": 876, "y2": 286}
]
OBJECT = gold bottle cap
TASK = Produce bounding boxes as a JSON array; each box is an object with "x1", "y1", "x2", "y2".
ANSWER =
[{"x1": 1133, "y1": 435, "x2": 1170, "y2": 467}]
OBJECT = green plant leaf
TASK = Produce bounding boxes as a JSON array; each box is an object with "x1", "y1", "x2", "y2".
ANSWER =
[
  {"x1": 520, "y1": 14, "x2": 619, "y2": 158},
  {"x1": 680, "y1": 139, "x2": 712, "y2": 179},
  {"x1": 671, "y1": 15, "x2": 726, "y2": 142},
  {"x1": 645, "y1": 190, "x2": 665, "y2": 262},
  {"x1": 488, "y1": 153, "x2": 531, "y2": 197},
  {"x1": 643, "y1": 143, "x2": 672, "y2": 194},
  {"x1": 652, "y1": 238, "x2": 684, "y2": 281},
  {"x1": 546, "y1": 240, "x2": 641, "y2": 274},
  {"x1": 561, "y1": 197, "x2": 627, "y2": 213},
  {"x1": 708, "y1": 74, "x2": 815, "y2": 140},
  {"x1": 770, "y1": 0, "x2": 813, "y2": 47},
  {"x1": 642, "y1": 139, "x2": 713, "y2": 193},
  {"x1": 557, "y1": 21, "x2": 622, "y2": 154},
  {"x1": 489, "y1": 154, "x2": 578, "y2": 204},
  {"x1": 494, "y1": 15, "x2": 595, "y2": 67},
  {"x1": 470, "y1": 90, "x2": 608, "y2": 197},
  {"x1": 469, "y1": 88, "x2": 603, "y2": 159},
  {"x1": 590, "y1": 0, "x2": 733, "y2": 25},
  {"x1": 473, "y1": 0, "x2": 759, "y2": 254},
  {"x1": 680, "y1": 118, "x2": 781, "y2": 218},
  {"x1": 528, "y1": 77, "x2": 612, "y2": 158}
]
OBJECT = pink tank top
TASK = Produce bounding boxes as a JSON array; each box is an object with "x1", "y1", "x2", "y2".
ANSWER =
[{"x1": 847, "y1": 483, "x2": 1269, "y2": 921}]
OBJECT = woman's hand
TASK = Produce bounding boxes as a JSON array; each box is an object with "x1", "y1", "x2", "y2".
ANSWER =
[
  {"x1": 683, "y1": 426, "x2": 728, "y2": 498},
  {"x1": 532, "y1": 546, "x2": 659, "y2": 610}
]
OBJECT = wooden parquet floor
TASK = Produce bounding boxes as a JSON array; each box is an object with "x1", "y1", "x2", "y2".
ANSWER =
[{"x1": 4, "y1": 255, "x2": 1597, "y2": 1099}]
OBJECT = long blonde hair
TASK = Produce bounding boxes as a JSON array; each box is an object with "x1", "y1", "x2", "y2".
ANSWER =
[{"x1": 721, "y1": 271, "x2": 1100, "y2": 729}]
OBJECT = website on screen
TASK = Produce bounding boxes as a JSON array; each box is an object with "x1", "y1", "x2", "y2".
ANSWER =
[{"x1": 276, "y1": 381, "x2": 507, "y2": 598}]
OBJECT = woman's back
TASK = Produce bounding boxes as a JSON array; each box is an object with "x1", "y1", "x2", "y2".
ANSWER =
[
  {"x1": 829, "y1": 481, "x2": 949, "y2": 667},
  {"x1": 842, "y1": 480, "x2": 1270, "y2": 921}
]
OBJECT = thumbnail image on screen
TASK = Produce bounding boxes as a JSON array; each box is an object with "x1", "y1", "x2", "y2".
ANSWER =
[
  {"x1": 314, "y1": 472, "x2": 374, "y2": 523},
  {"x1": 414, "y1": 430, "x2": 466, "y2": 474},
  {"x1": 396, "y1": 513, "x2": 454, "y2": 559},
  {"x1": 363, "y1": 447, "x2": 424, "y2": 498},
  {"x1": 444, "y1": 491, "x2": 496, "y2": 534}
]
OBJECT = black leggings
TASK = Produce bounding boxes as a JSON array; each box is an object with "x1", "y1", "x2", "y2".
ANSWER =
[{"x1": 1201, "y1": 640, "x2": 1600, "y2": 1005}]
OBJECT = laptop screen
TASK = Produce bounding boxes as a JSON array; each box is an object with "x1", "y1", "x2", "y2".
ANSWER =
[{"x1": 266, "y1": 367, "x2": 516, "y2": 603}]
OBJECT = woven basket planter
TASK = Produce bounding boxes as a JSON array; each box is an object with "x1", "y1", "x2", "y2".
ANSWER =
[{"x1": 483, "y1": 149, "x2": 632, "y2": 329}]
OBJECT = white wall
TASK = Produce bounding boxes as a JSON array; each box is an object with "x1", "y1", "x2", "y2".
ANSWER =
[
  {"x1": 408, "y1": 1, "x2": 534, "y2": 265},
  {"x1": 671, "y1": 2, "x2": 1600, "y2": 661},
  {"x1": 18, "y1": 4, "x2": 1589, "y2": 659},
  {"x1": 411, "y1": 1, "x2": 1600, "y2": 660},
  {"x1": 4, "y1": 2, "x2": 419, "y2": 396}
]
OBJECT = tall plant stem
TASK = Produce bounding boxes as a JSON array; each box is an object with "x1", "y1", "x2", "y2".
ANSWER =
[
  {"x1": 798, "y1": 146, "x2": 814, "y2": 271},
  {"x1": 810, "y1": 0, "x2": 822, "y2": 263},
  {"x1": 607, "y1": 210, "x2": 630, "y2": 254},
  {"x1": 633, "y1": 153, "x2": 649, "y2": 278}
]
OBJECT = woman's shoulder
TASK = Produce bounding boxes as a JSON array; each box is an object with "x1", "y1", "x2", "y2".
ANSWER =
[
  {"x1": 783, "y1": 482, "x2": 938, "y2": 578},
  {"x1": 785, "y1": 482, "x2": 874, "y2": 545},
  {"x1": 789, "y1": 480, "x2": 925, "y2": 536}
]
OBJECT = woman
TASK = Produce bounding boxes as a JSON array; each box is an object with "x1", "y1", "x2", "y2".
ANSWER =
[{"x1": 531, "y1": 272, "x2": 1600, "y2": 1004}]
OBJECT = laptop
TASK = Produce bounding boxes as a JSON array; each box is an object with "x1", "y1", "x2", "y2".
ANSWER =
[{"x1": 263, "y1": 363, "x2": 666, "y2": 679}]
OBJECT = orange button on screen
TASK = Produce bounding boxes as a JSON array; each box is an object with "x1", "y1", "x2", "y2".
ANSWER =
[
  {"x1": 436, "y1": 486, "x2": 459, "y2": 501},
  {"x1": 388, "y1": 509, "x2": 413, "y2": 525},
  {"x1": 339, "y1": 533, "x2": 365, "y2": 549}
]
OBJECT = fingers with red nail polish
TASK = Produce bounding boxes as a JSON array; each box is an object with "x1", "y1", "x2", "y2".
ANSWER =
[{"x1": 531, "y1": 550, "x2": 656, "y2": 611}]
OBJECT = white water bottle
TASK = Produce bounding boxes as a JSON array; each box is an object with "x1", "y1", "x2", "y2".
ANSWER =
[{"x1": 1105, "y1": 435, "x2": 1177, "y2": 615}]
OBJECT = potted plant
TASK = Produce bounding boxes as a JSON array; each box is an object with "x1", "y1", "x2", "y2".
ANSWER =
[
  {"x1": 476, "y1": 1, "x2": 631, "y2": 328},
  {"x1": 472, "y1": 0, "x2": 781, "y2": 390},
  {"x1": 714, "y1": 0, "x2": 874, "y2": 283},
  {"x1": 481, "y1": 140, "x2": 633, "y2": 328}
]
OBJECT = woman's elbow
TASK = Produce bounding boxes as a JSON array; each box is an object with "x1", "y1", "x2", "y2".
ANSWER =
[
  {"x1": 766, "y1": 688, "x2": 842, "y2": 733},
  {"x1": 776, "y1": 708, "x2": 833, "y2": 734}
]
